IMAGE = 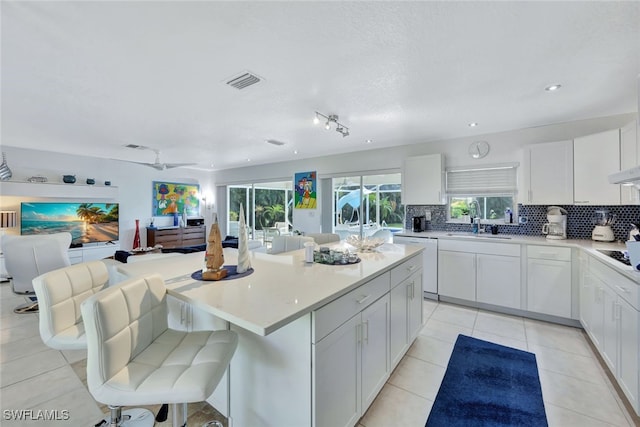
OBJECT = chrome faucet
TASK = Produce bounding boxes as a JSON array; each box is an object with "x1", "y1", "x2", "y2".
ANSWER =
[
  {"x1": 470, "y1": 200, "x2": 483, "y2": 232},
  {"x1": 470, "y1": 200, "x2": 481, "y2": 223}
]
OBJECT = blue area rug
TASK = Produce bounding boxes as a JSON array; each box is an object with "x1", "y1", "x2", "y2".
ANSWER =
[{"x1": 425, "y1": 334, "x2": 548, "y2": 427}]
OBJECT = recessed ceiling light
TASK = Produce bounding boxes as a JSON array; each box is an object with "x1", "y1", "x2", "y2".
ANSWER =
[
  {"x1": 247, "y1": 158, "x2": 251, "y2": 162},
  {"x1": 545, "y1": 84, "x2": 562, "y2": 92},
  {"x1": 293, "y1": 150, "x2": 298, "y2": 154},
  {"x1": 468, "y1": 122, "x2": 478, "y2": 127},
  {"x1": 365, "y1": 139, "x2": 372, "y2": 144}
]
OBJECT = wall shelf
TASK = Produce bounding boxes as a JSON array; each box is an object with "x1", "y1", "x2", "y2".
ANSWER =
[{"x1": 0, "y1": 180, "x2": 119, "y2": 199}]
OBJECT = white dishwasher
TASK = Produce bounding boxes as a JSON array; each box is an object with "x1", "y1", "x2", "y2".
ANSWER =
[{"x1": 393, "y1": 235, "x2": 438, "y2": 299}]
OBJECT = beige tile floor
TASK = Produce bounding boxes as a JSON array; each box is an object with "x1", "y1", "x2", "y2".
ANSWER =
[{"x1": 0, "y1": 281, "x2": 638, "y2": 427}]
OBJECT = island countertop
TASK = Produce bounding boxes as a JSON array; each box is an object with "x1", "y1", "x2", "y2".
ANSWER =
[{"x1": 117, "y1": 242, "x2": 424, "y2": 336}]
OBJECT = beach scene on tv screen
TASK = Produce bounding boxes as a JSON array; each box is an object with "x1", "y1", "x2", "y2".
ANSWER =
[{"x1": 21, "y1": 202, "x2": 119, "y2": 244}]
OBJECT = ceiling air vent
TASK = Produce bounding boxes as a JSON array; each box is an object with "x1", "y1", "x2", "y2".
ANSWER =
[
  {"x1": 225, "y1": 71, "x2": 263, "y2": 90},
  {"x1": 265, "y1": 139, "x2": 285, "y2": 146}
]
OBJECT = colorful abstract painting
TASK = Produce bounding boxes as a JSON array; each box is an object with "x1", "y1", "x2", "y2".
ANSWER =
[
  {"x1": 294, "y1": 171, "x2": 317, "y2": 209},
  {"x1": 152, "y1": 181, "x2": 200, "y2": 216}
]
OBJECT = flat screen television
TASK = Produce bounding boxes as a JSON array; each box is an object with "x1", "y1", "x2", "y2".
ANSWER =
[{"x1": 21, "y1": 202, "x2": 119, "y2": 245}]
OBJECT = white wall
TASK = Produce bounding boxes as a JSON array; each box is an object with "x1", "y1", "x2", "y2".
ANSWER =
[
  {"x1": 0, "y1": 146, "x2": 214, "y2": 250},
  {"x1": 1, "y1": 112, "x2": 635, "y2": 243},
  {"x1": 214, "y1": 113, "x2": 637, "y2": 232}
]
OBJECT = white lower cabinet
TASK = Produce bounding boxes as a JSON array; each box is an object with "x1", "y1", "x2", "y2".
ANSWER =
[
  {"x1": 313, "y1": 254, "x2": 423, "y2": 427},
  {"x1": 390, "y1": 268, "x2": 423, "y2": 368},
  {"x1": 438, "y1": 240, "x2": 520, "y2": 309},
  {"x1": 618, "y1": 297, "x2": 639, "y2": 411},
  {"x1": 438, "y1": 250, "x2": 476, "y2": 300},
  {"x1": 315, "y1": 314, "x2": 361, "y2": 427},
  {"x1": 477, "y1": 254, "x2": 521, "y2": 309},
  {"x1": 580, "y1": 254, "x2": 640, "y2": 415},
  {"x1": 526, "y1": 246, "x2": 572, "y2": 318},
  {"x1": 361, "y1": 295, "x2": 391, "y2": 410},
  {"x1": 314, "y1": 294, "x2": 390, "y2": 427},
  {"x1": 166, "y1": 295, "x2": 226, "y2": 332}
]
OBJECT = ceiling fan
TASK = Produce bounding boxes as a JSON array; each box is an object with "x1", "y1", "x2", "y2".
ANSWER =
[{"x1": 123, "y1": 144, "x2": 197, "y2": 170}]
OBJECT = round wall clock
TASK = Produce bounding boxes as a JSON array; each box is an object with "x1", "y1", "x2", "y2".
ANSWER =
[{"x1": 468, "y1": 141, "x2": 490, "y2": 159}]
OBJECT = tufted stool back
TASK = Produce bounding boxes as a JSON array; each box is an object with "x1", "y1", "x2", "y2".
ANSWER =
[
  {"x1": 81, "y1": 273, "x2": 238, "y2": 426},
  {"x1": 33, "y1": 260, "x2": 109, "y2": 350}
]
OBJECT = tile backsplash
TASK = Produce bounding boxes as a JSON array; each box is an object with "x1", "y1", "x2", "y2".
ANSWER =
[{"x1": 406, "y1": 204, "x2": 640, "y2": 242}]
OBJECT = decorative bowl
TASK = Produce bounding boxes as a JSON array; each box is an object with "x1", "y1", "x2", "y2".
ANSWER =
[{"x1": 345, "y1": 235, "x2": 385, "y2": 252}]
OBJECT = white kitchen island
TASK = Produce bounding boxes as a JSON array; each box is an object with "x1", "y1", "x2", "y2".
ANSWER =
[{"x1": 118, "y1": 242, "x2": 424, "y2": 427}]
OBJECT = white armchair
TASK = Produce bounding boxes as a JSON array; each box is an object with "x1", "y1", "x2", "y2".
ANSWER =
[
  {"x1": 274, "y1": 221, "x2": 291, "y2": 236},
  {"x1": 306, "y1": 233, "x2": 340, "y2": 245},
  {"x1": 2, "y1": 232, "x2": 72, "y2": 313},
  {"x1": 270, "y1": 236, "x2": 314, "y2": 254}
]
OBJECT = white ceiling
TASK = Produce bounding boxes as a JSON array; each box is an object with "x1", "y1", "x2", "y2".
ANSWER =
[{"x1": 2, "y1": 1, "x2": 639, "y2": 171}]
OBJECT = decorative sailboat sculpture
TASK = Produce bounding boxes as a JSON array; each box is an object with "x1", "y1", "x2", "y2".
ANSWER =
[
  {"x1": 236, "y1": 203, "x2": 252, "y2": 273},
  {"x1": 202, "y1": 213, "x2": 228, "y2": 281}
]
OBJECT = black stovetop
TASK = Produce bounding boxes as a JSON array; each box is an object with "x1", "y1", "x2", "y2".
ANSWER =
[{"x1": 596, "y1": 249, "x2": 631, "y2": 266}]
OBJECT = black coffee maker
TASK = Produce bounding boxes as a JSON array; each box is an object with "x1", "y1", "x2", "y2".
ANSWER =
[{"x1": 412, "y1": 215, "x2": 427, "y2": 232}]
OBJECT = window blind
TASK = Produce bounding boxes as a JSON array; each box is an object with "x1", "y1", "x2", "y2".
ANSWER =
[{"x1": 446, "y1": 164, "x2": 518, "y2": 195}]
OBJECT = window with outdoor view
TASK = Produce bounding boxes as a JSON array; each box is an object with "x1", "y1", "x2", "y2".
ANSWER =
[
  {"x1": 332, "y1": 173, "x2": 404, "y2": 238},
  {"x1": 446, "y1": 164, "x2": 518, "y2": 223},
  {"x1": 227, "y1": 181, "x2": 293, "y2": 241}
]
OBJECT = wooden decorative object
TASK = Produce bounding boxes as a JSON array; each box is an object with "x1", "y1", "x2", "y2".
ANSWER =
[{"x1": 202, "y1": 213, "x2": 227, "y2": 281}]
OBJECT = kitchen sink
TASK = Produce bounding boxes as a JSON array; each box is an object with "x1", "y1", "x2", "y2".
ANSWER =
[{"x1": 445, "y1": 233, "x2": 512, "y2": 240}]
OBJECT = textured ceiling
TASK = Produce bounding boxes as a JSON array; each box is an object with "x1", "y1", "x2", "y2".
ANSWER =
[{"x1": 2, "y1": 1, "x2": 639, "y2": 171}]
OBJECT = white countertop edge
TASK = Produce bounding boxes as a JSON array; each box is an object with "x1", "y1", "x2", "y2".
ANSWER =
[
  {"x1": 156, "y1": 244, "x2": 424, "y2": 336},
  {"x1": 395, "y1": 230, "x2": 640, "y2": 283}
]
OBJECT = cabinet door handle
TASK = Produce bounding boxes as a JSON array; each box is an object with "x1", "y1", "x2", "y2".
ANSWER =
[
  {"x1": 575, "y1": 200, "x2": 590, "y2": 204},
  {"x1": 362, "y1": 320, "x2": 369, "y2": 344},
  {"x1": 180, "y1": 303, "x2": 186, "y2": 324},
  {"x1": 615, "y1": 302, "x2": 621, "y2": 321},
  {"x1": 528, "y1": 189, "x2": 532, "y2": 202},
  {"x1": 612, "y1": 301, "x2": 618, "y2": 322},
  {"x1": 540, "y1": 252, "x2": 558, "y2": 258},
  {"x1": 406, "y1": 283, "x2": 412, "y2": 299},
  {"x1": 407, "y1": 264, "x2": 417, "y2": 272},
  {"x1": 356, "y1": 295, "x2": 371, "y2": 305},
  {"x1": 615, "y1": 285, "x2": 630, "y2": 294}
]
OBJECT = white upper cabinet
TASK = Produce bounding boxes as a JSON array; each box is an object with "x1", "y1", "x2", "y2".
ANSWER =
[
  {"x1": 574, "y1": 129, "x2": 621, "y2": 205},
  {"x1": 620, "y1": 120, "x2": 640, "y2": 205},
  {"x1": 403, "y1": 153, "x2": 445, "y2": 205},
  {"x1": 524, "y1": 140, "x2": 574, "y2": 204}
]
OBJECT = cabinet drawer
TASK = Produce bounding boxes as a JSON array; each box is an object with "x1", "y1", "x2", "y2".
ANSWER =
[
  {"x1": 439, "y1": 239, "x2": 520, "y2": 257},
  {"x1": 589, "y1": 257, "x2": 640, "y2": 310},
  {"x1": 183, "y1": 238, "x2": 205, "y2": 247},
  {"x1": 528, "y1": 245, "x2": 571, "y2": 261},
  {"x1": 313, "y1": 272, "x2": 390, "y2": 343},
  {"x1": 611, "y1": 274, "x2": 639, "y2": 310},
  {"x1": 183, "y1": 227, "x2": 205, "y2": 237},
  {"x1": 154, "y1": 234, "x2": 182, "y2": 244},
  {"x1": 390, "y1": 254, "x2": 422, "y2": 288},
  {"x1": 154, "y1": 228, "x2": 181, "y2": 237}
]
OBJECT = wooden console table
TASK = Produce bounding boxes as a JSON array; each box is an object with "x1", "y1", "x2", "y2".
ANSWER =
[{"x1": 146, "y1": 226, "x2": 206, "y2": 249}]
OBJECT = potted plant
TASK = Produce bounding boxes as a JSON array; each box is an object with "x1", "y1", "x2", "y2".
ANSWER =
[{"x1": 461, "y1": 208, "x2": 471, "y2": 223}]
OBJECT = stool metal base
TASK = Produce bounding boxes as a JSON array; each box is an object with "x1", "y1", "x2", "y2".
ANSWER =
[
  {"x1": 14, "y1": 301, "x2": 38, "y2": 314},
  {"x1": 94, "y1": 408, "x2": 154, "y2": 427}
]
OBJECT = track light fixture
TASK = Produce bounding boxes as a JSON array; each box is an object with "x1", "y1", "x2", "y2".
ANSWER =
[{"x1": 314, "y1": 111, "x2": 350, "y2": 137}]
